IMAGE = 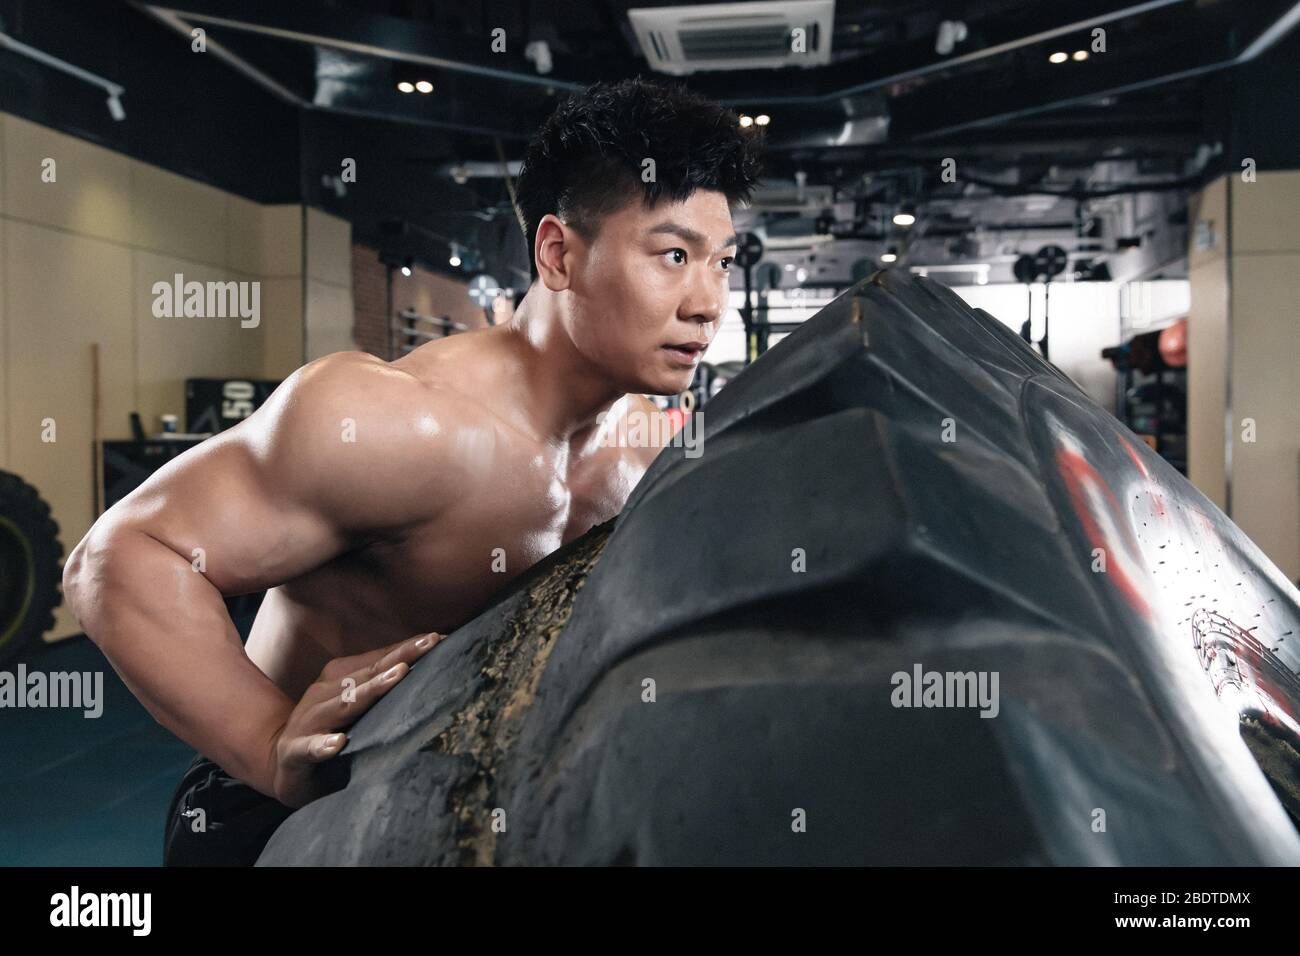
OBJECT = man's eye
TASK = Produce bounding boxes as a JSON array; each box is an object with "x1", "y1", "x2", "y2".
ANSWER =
[
  {"x1": 664, "y1": 248, "x2": 687, "y2": 265},
  {"x1": 719, "y1": 257, "x2": 734, "y2": 271}
]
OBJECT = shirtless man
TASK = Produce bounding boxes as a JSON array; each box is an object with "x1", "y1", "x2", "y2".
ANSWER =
[{"x1": 61, "y1": 77, "x2": 762, "y2": 864}]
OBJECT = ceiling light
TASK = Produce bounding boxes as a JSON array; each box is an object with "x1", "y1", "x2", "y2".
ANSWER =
[
  {"x1": 525, "y1": 40, "x2": 553, "y2": 75},
  {"x1": 106, "y1": 92, "x2": 125, "y2": 121},
  {"x1": 415, "y1": 80, "x2": 434, "y2": 93},
  {"x1": 401, "y1": 256, "x2": 414, "y2": 277},
  {"x1": 881, "y1": 247, "x2": 898, "y2": 264},
  {"x1": 739, "y1": 114, "x2": 754, "y2": 127},
  {"x1": 449, "y1": 244, "x2": 462, "y2": 268},
  {"x1": 892, "y1": 204, "x2": 916, "y2": 227},
  {"x1": 755, "y1": 114, "x2": 770, "y2": 126},
  {"x1": 1072, "y1": 50, "x2": 1088, "y2": 61},
  {"x1": 397, "y1": 81, "x2": 415, "y2": 93},
  {"x1": 935, "y1": 19, "x2": 968, "y2": 56},
  {"x1": 1049, "y1": 51, "x2": 1068, "y2": 64}
]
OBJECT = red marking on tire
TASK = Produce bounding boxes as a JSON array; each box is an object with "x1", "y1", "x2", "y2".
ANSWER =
[{"x1": 1056, "y1": 446, "x2": 1152, "y2": 619}]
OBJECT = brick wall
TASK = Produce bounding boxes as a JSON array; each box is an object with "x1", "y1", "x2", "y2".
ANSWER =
[
  {"x1": 351, "y1": 243, "x2": 492, "y2": 359},
  {"x1": 352, "y1": 243, "x2": 392, "y2": 358}
]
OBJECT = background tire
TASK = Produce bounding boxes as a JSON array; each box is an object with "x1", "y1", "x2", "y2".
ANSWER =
[{"x1": 0, "y1": 470, "x2": 64, "y2": 665}]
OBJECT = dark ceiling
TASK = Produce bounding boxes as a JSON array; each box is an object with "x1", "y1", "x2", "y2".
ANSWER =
[{"x1": 2, "y1": 0, "x2": 1299, "y2": 286}]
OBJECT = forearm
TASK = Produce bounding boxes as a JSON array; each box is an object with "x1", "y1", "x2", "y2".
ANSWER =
[{"x1": 65, "y1": 525, "x2": 293, "y2": 795}]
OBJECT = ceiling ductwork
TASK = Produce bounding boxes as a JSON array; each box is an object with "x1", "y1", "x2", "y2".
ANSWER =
[{"x1": 629, "y1": 0, "x2": 834, "y2": 76}]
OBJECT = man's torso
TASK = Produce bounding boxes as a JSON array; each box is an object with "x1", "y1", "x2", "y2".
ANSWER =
[{"x1": 243, "y1": 331, "x2": 658, "y2": 698}]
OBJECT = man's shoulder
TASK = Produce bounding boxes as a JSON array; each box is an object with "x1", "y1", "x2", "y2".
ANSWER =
[
  {"x1": 253, "y1": 351, "x2": 472, "y2": 481},
  {"x1": 272, "y1": 351, "x2": 471, "y2": 427},
  {"x1": 283, "y1": 351, "x2": 418, "y2": 407},
  {"x1": 224, "y1": 351, "x2": 491, "y2": 530}
]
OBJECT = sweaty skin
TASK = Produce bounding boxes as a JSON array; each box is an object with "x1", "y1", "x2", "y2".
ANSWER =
[{"x1": 64, "y1": 188, "x2": 738, "y2": 808}]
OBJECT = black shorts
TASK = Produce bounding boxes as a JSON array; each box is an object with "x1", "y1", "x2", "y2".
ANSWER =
[{"x1": 162, "y1": 752, "x2": 296, "y2": 866}]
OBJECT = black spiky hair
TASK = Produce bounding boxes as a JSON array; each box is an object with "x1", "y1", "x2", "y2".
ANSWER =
[{"x1": 514, "y1": 77, "x2": 764, "y2": 279}]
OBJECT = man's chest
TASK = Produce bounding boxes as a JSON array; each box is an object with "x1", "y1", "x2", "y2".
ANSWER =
[{"x1": 338, "y1": 447, "x2": 642, "y2": 631}]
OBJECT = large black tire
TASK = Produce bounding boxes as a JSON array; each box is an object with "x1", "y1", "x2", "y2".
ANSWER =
[
  {"x1": 260, "y1": 270, "x2": 1300, "y2": 866},
  {"x1": 0, "y1": 471, "x2": 64, "y2": 664}
]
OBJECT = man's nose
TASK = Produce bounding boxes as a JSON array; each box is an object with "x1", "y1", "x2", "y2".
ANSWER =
[{"x1": 680, "y1": 269, "x2": 727, "y2": 325}]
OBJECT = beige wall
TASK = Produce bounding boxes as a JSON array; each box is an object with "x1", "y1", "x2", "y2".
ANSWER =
[
  {"x1": 0, "y1": 112, "x2": 353, "y2": 639},
  {"x1": 1188, "y1": 172, "x2": 1300, "y2": 581},
  {"x1": 305, "y1": 207, "x2": 356, "y2": 361},
  {"x1": 1187, "y1": 178, "x2": 1229, "y2": 510}
]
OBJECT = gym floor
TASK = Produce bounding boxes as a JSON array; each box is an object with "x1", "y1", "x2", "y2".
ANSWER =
[
  {"x1": 3, "y1": 600, "x2": 260, "y2": 865},
  {"x1": 0, "y1": 636, "x2": 192, "y2": 866}
]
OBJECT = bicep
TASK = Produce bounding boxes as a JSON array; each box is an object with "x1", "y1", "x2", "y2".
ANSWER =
[
  {"x1": 106, "y1": 354, "x2": 448, "y2": 594},
  {"x1": 106, "y1": 428, "x2": 348, "y2": 596}
]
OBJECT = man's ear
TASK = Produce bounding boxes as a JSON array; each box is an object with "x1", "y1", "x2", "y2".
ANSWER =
[{"x1": 535, "y1": 214, "x2": 577, "y2": 292}]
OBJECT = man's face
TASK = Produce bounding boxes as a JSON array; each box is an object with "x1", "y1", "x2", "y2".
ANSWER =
[{"x1": 561, "y1": 188, "x2": 736, "y2": 395}]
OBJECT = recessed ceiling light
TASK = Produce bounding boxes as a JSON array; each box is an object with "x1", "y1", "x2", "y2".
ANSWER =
[
  {"x1": 893, "y1": 204, "x2": 917, "y2": 227},
  {"x1": 1072, "y1": 50, "x2": 1088, "y2": 61},
  {"x1": 881, "y1": 247, "x2": 898, "y2": 264},
  {"x1": 397, "y1": 81, "x2": 415, "y2": 93},
  {"x1": 739, "y1": 114, "x2": 754, "y2": 127},
  {"x1": 415, "y1": 80, "x2": 434, "y2": 93},
  {"x1": 755, "y1": 114, "x2": 770, "y2": 126},
  {"x1": 1049, "y1": 51, "x2": 1068, "y2": 64}
]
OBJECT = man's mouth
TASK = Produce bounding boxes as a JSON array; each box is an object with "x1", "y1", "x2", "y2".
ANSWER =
[{"x1": 662, "y1": 341, "x2": 706, "y2": 364}]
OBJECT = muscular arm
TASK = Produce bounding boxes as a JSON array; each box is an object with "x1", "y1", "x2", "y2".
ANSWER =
[{"x1": 63, "y1": 353, "x2": 446, "y2": 796}]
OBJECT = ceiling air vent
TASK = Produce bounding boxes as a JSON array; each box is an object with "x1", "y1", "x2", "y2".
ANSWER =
[{"x1": 629, "y1": 0, "x2": 834, "y2": 76}]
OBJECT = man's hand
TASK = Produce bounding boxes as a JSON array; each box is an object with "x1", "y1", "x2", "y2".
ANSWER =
[{"x1": 268, "y1": 632, "x2": 445, "y2": 808}]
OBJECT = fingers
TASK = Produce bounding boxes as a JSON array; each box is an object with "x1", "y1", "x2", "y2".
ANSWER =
[
  {"x1": 282, "y1": 731, "x2": 348, "y2": 767},
  {"x1": 302, "y1": 632, "x2": 447, "y2": 733},
  {"x1": 356, "y1": 632, "x2": 446, "y2": 683},
  {"x1": 277, "y1": 633, "x2": 449, "y2": 793},
  {"x1": 318, "y1": 631, "x2": 444, "y2": 684},
  {"x1": 323, "y1": 659, "x2": 410, "y2": 726},
  {"x1": 285, "y1": 656, "x2": 407, "y2": 764},
  {"x1": 294, "y1": 663, "x2": 401, "y2": 741},
  {"x1": 317, "y1": 635, "x2": 412, "y2": 682}
]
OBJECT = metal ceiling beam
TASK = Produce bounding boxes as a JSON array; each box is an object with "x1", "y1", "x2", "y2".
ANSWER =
[
  {"x1": 913, "y1": 0, "x2": 1300, "y2": 140},
  {"x1": 136, "y1": 5, "x2": 300, "y2": 105},
  {"x1": 726, "y1": 0, "x2": 1193, "y2": 106},
  {"x1": 139, "y1": 0, "x2": 585, "y2": 92},
  {"x1": 0, "y1": 29, "x2": 124, "y2": 96},
  {"x1": 133, "y1": 2, "x2": 534, "y2": 138}
]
